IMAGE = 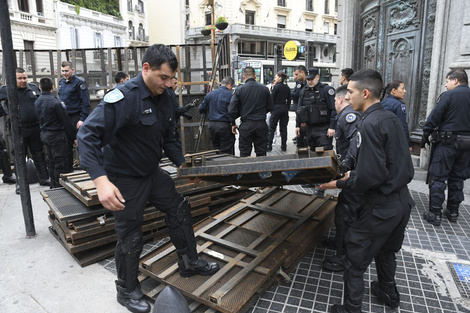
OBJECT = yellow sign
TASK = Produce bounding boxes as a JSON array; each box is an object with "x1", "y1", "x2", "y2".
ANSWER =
[{"x1": 284, "y1": 41, "x2": 300, "y2": 61}]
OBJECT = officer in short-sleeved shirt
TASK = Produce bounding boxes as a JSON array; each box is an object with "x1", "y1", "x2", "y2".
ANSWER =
[{"x1": 77, "y1": 44, "x2": 218, "y2": 313}]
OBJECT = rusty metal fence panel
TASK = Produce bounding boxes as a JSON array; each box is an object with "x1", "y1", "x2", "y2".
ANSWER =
[{"x1": 140, "y1": 187, "x2": 336, "y2": 313}]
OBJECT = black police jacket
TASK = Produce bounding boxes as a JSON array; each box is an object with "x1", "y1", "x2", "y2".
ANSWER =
[
  {"x1": 77, "y1": 73, "x2": 185, "y2": 180},
  {"x1": 228, "y1": 78, "x2": 273, "y2": 125},
  {"x1": 335, "y1": 105, "x2": 361, "y2": 171},
  {"x1": 337, "y1": 102, "x2": 414, "y2": 195},
  {"x1": 423, "y1": 84, "x2": 470, "y2": 136},
  {"x1": 271, "y1": 82, "x2": 291, "y2": 109},
  {"x1": 0, "y1": 83, "x2": 40, "y2": 124},
  {"x1": 34, "y1": 92, "x2": 76, "y2": 142}
]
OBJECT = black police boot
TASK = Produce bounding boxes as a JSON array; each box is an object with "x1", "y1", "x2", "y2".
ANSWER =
[
  {"x1": 322, "y1": 254, "x2": 346, "y2": 272},
  {"x1": 267, "y1": 145, "x2": 273, "y2": 152},
  {"x1": 330, "y1": 304, "x2": 362, "y2": 313},
  {"x1": 371, "y1": 280, "x2": 400, "y2": 308},
  {"x1": 32, "y1": 153, "x2": 51, "y2": 186},
  {"x1": 115, "y1": 280, "x2": 150, "y2": 313},
  {"x1": 423, "y1": 206, "x2": 442, "y2": 226},
  {"x1": 444, "y1": 204, "x2": 459, "y2": 222},
  {"x1": 178, "y1": 254, "x2": 220, "y2": 278},
  {"x1": 1, "y1": 150, "x2": 16, "y2": 184},
  {"x1": 15, "y1": 184, "x2": 20, "y2": 195}
]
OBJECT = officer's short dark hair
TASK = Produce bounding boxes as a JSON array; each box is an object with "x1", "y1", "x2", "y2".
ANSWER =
[
  {"x1": 39, "y1": 77, "x2": 54, "y2": 92},
  {"x1": 295, "y1": 65, "x2": 307, "y2": 73},
  {"x1": 114, "y1": 71, "x2": 129, "y2": 84},
  {"x1": 221, "y1": 76, "x2": 234, "y2": 86},
  {"x1": 16, "y1": 68, "x2": 26, "y2": 73},
  {"x1": 142, "y1": 44, "x2": 178, "y2": 72},
  {"x1": 447, "y1": 69, "x2": 468, "y2": 85},
  {"x1": 340, "y1": 68, "x2": 354, "y2": 81},
  {"x1": 335, "y1": 84, "x2": 348, "y2": 98},
  {"x1": 349, "y1": 69, "x2": 383, "y2": 100},
  {"x1": 61, "y1": 61, "x2": 73, "y2": 69},
  {"x1": 244, "y1": 67, "x2": 255, "y2": 78}
]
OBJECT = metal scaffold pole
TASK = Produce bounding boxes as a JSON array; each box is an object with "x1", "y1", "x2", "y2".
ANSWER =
[{"x1": 0, "y1": 0, "x2": 36, "y2": 238}]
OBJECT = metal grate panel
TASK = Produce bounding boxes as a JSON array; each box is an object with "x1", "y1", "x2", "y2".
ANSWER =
[{"x1": 448, "y1": 262, "x2": 470, "y2": 299}]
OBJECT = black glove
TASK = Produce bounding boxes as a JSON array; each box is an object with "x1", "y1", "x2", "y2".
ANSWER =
[
  {"x1": 183, "y1": 99, "x2": 199, "y2": 112},
  {"x1": 420, "y1": 133, "x2": 430, "y2": 148}
]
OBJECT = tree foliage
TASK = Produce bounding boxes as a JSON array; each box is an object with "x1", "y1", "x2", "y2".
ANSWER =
[{"x1": 63, "y1": 0, "x2": 122, "y2": 19}]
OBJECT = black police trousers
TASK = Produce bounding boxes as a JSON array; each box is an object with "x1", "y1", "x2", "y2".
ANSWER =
[
  {"x1": 238, "y1": 120, "x2": 268, "y2": 157},
  {"x1": 342, "y1": 187, "x2": 413, "y2": 312},
  {"x1": 66, "y1": 113, "x2": 80, "y2": 172},
  {"x1": 208, "y1": 121, "x2": 235, "y2": 155},
  {"x1": 40, "y1": 130, "x2": 68, "y2": 188},
  {"x1": 428, "y1": 143, "x2": 470, "y2": 209},
  {"x1": 334, "y1": 190, "x2": 363, "y2": 257},
  {"x1": 306, "y1": 123, "x2": 333, "y2": 151},
  {"x1": 109, "y1": 167, "x2": 198, "y2": 292},
  {"x1": 268, "y1": 106, "x2": 289, "y2": 150}
]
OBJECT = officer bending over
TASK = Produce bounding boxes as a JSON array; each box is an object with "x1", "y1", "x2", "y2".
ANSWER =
[
  {"x1": 77, "y1": 44, "x2": 219, "y2": 313},
  {"x1": 321, "y1": 70, "x2": 415, "y2": 313},
  {"x1": 421, "y1": 69, "x2": 470, "y2": 225}
]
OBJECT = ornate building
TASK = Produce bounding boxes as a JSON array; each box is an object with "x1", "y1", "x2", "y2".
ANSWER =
[{"x1": 337, "y1": 0, "x2": 470, "y2": 162}]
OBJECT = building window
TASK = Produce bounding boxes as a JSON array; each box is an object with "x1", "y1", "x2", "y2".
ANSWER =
[
  {"x1": 127, "y1": 0, "x2": 133, "y2": 12},
  {"x1": 94, "y1": 32, "x2": 103, "y2": 48},
  {"x1": 306, "y1": 0, "x2": 313, "y2": 12},
  {"x1": 277, "y1": 15, "x2": 286, "y2": 29},
  {"x1": 238, "y1": 40, "x2": 265, "y2": 56},
  {"x1": 114, "y1": 36, "x2": 122, "y2": 47},
  {"x1": 324, "y1": 21, "x2": 329, "y2": 34},
  {"x1": 138, "y1": 23, "x2": 145, "y2": 41},
  {"x1": 24, "y1": 40, "x2": 34, "y2": 69},
  {"x1": 246, "y1": 10, "x2": 255, "y2": 25},
  {"x1": 70, "y1": 28, "x2": 79, "y2": 49},
  {"x1": 325, "y1": 0, "x2": 330, "y2": 14},
  {"x1": 305, "y1": 19, "x2": 313, "y2": 32},
  {"x1": 17, "y1": 0, "x2": 29, "y2": 12},
  {"x1": 335, "y1": 0, "x2": 338, "y2": 13},
  {"x1": 334, "y1": 23, "x2": 337, "y2": 35},
  {"x1": 36, "y1": 0, "x2": 43, "y2": 15},
  {"x1": 137, "y1": 0, "x2": 144, "y2": 13},
  {"x1": 205, "y1": 12, "x2": 211, "y2": 25},
  {"x1": 128, "y1": 21, "x2": 135, "y2": 40},
  {"x1": 277, "y1": 0, "x2": 286, "y2": 7}
]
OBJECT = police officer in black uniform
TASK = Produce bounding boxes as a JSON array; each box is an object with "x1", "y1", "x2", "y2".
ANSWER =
[
  {"x1": 0, "y1": 68, "x2": 50, "y2": 189},
  {"x1": 421, "y1": 69, "x2": 470, "y2": 226},
  {"x1": 322, "y1": 84, "x2": 362, "y2": 272},
  {"x1": 34, "y1": 78, "x2": 76, "y2": 188},
  {"x1": 199, "y1": 76, "x2": 235, "y2": 154},
  {"x1": 291, "y1": 65, "x2": 307, "y2": 146},
  {"x1": 59, "y1": 61, "x2": 90, "y2": 172},
  {"x1": 0, "y1": 105, "x2": 16, "y2": 184},
  {"x1": 321, "y1": 70, "x2": 415, "y2": 313},
  {"x1": 296, "y1": 67, "x2": 337, "y2": 151},
  {"x1": 228, "y1": 66, "x2": 273, "y2": 157},
  {"x1": 77, "y1": 44, "x2": 219, "y2": 313}
]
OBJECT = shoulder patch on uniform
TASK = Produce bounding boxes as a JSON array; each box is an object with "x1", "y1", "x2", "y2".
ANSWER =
[
  {"x1": 104, "y1": 89, "x2": 124, "y2": 103},
  {"x1": 345, "y1": 113, "x2": 357, "y2": 123},
  {"x1": 297, "y1": 83, "x2": 301, "y2": 89},
  {"x1": 79, "y1": 83, "x2": 87, "y2": 90},
  {"x1": 328, "y1": 88, "x2": 335, "y2": 96},
  {"x1": 401, "y1": 104, "x2": 406, "y2": 113}
]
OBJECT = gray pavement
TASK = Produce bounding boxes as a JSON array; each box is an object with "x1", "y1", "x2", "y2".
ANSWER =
[{"x1": 1, "y1": 112, "x2": 470, "y2": 312}]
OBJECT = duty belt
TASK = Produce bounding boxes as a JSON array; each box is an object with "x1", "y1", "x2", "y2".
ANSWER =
[
  {"x1": 21, "y1": 122, "x2": 39, "y2": 128},
  {"x1": 364, "y1": 187, "x2": 409, "y2": 204}
]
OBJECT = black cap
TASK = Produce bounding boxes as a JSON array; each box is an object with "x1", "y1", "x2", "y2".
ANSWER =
[{"x1": 306, "y1": 68, "x2": 319, "y2": 79}]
